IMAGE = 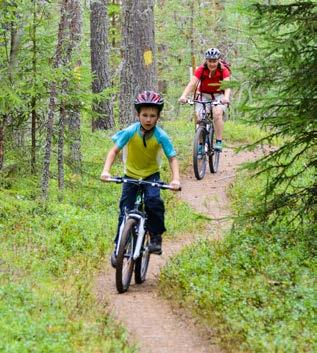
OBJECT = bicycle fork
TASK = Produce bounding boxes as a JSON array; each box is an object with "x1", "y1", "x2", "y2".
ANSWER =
[
  {"x1": 129, "y1": 213, "x2": 146, "y2": 260},
  {"x1": 115, "y1": 213, "x2": 146, "y2": 261}
]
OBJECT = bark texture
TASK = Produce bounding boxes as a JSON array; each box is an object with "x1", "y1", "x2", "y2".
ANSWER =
[
  {"x1": 0, "y1": 119, "x2": 4, "y2": 170},
  {"x1": 42, "y1": 0, "x2": 82, "y2": 198},
  {"x1": 90, "y1": 0, "x2": 114, "y2": 130},
  {"x1": 119, "y1": 0, "x2": 157, "y2": 125},
  {"x1": 67, "y1": 0, "x2": 82, "y2": 173}
]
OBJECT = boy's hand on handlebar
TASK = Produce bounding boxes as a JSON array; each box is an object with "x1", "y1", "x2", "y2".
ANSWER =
[
  {"x1": 100, "y1": 171, "x2": 112, "y2": 182},
  {"x1": 169, "y1": 179, "x2": 181, "y2": 191}
]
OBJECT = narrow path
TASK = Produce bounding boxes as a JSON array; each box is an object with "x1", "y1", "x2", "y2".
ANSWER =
[{"x1": 95, "y1": 147, "x2": 260, "y2": 353}]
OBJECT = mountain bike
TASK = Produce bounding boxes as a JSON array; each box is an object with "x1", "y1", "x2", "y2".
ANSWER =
[
  {"x1": 189, "y1": 99, "x2": 222, "y2": 179},
  {"x1": 107, "y1": 177, "x2": 181, "y2": 293}
]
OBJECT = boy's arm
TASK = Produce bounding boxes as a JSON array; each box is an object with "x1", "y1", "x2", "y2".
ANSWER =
[
  {"x1": 100, "y1": 145, "x2": 121, "y2": 181},
  {"x1": 168, "y1": 156, "x2": 181, "y2": 190}
]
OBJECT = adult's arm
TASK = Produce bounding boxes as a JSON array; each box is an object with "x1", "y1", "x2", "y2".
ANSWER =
[{"x1": 179, "y1": 76, "x2": 200, "y2": 103}]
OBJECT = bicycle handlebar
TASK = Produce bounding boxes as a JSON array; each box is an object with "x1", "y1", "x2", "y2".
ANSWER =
[
  {"x1": 187, "y1": 98, "x2": 221, "y2": 106},
  {"x1": 103, "y1": 177, "x2": 182, "y2": 191}
]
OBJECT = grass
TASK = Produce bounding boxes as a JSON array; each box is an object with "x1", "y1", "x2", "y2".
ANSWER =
[
  {"x1": 0, "y1": 119, "x2": 205, "y2": 353},
  {"x1": 0, "y1": 114, "x2": 286, "y2": 352},
  {"x1": 158, "y1": 146, "x2": 317, "y2": 353}
]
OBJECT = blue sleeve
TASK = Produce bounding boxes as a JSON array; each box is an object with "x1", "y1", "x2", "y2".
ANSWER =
[
  {"x1": 155, "y1": 127, "x2": 176, "y2": 159},
  {"x1": 112, "y1": 123, "x2": 139, "y2": 149}
]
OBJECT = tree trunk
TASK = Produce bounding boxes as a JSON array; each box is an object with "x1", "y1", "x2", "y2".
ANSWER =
[
  {"x1": 31, "y1": 96, "x2": 37, "y2": 174},
  {"x1": 189, "y1": 2, "x2": 196, "y2": 74},
  {"x1": 67, "y1": 0, "x2": 82, "y2": 172},
  {"x1": 68, "y1": 106, "x2": 82, "y2": 173},
  {"x1": 90, "y1": 0, "x2": 114, "y2": 131},
  {"x1": 31, "y1": 0, "x2": 37, "y2": 174},
  {"x1": 41, "y1": 82, "x2": 57, "y2": 199},
  {"x1": 41, "y1": 1, "x2": 67, "y2": 199},
  {"x1": 8, "y1": 11, "x2": 22, "y2": 84},
  {"x1": 0, "y1": 117, "x2": 4, "y2": 170},
  {"x1": 119, "y1": 0, "x2": 157, "y2": 126},
  {"x1": 0, "y1": 3, "x2": 22, "y2": 171},
  {"x1": 58, "y1": 102, "x2": 66, "y2": 191}
]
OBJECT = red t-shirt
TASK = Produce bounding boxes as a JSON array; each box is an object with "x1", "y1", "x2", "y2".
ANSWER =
[{"x1": 194, "y1": 64, "x2": 230, "y2": 94}]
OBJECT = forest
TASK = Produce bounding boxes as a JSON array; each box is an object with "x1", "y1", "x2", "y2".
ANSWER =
[{"x1": 0, "y1": 1, "x2": 316, "y2": 353}]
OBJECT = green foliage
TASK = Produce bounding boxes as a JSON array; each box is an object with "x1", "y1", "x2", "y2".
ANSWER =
[
  {"x1": 240, "y1": 2, "x2": 317, "y2": 224},
  {"x1": 159, "y1": 168, "x2": 316, "y2": 353},
  {"x1": 224, "y1": 120, "x2": 267, "y2": 145},
  {"x1": 0, "y1": 191, "x2": 136, "y2": 353},
  {"x1": 155, "y1": 1, "x2": 229, "y2": 106},
  {"x1": 2, "y1": 1, "x2": 316, "y2": 352},
  {"x1": 0, "y1": 119, "x2": 203, "y2": 352},
  {"x1": 158, "y1": 4, "x2": 316, "y2": 352}
]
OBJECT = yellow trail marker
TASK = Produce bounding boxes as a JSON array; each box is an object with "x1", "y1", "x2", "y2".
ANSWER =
[{"x1": 143, "y1": 50, "x2": 153, "y2": 66}]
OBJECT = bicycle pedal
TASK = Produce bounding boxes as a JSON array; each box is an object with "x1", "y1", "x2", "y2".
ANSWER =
[{"x1": 151, "y1": 250, "x2": 162, "y2": 255}]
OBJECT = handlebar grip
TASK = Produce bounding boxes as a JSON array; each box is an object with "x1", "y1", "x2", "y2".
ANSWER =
[{"x1": 107, "y1": 177, "x2": 123, "y2": 183}]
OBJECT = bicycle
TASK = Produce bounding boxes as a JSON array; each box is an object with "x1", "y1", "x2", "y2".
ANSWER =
[
  {"x1": 188, "y1": 99, "x2": 222, "y2": 179},
  {"x1": 106, "y1": 177, "x2": 181, "y2": 293}
]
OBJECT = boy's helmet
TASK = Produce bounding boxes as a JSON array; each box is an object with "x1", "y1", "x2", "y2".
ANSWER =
[
  {"x1": 205, "y1": 48, "x2": 221, "y2": 60},
  {"x1": 134, "y1": 90, "x2": 164, "y2": 113}
]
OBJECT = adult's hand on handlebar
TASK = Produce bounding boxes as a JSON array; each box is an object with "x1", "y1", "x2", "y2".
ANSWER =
[
  {"x1": 178, "y1": 96, "x2": 188, "y2": 104},
  {"x1": 221, "y1": 97, "x2": 230, "y2": 105},
  {"x1": 100, "y1": 172, "x2": 112, "y2": 182}
]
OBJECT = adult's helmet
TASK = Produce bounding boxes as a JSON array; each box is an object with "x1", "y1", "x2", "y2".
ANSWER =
[
  {"x1": 134, "y1": 90, "x2": 164, "y2": 113},
  {"x1": 204, "y1": 48, "x2": 221, "y2": 60}
]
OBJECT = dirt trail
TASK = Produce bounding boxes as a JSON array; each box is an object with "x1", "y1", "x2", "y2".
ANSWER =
[{"x1": 95, "y1": 147, "x2": 259, "y2": 353}]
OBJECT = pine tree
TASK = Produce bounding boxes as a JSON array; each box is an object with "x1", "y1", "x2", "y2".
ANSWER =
[
  {"x1": 90, "y1": 0, "x2": 114, "y2": 130},
  {"x1": 119, "y1": 0, "x2": 157, "y2": 125},
  {"x1": 243, "y1": 2, "x2": 317, "y2": 224}
]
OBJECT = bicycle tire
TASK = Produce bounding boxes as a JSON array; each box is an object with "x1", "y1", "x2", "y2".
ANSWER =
[
  {"x1": 134, "y1": 232, "x2": 151, "y2": 284},
  {"x1": 208, "y1": 124, "x2": 220, "y2": 173},
  {"x1": 116, "y1": 218, "x2": 136, "y2": 293},
  {"x1": 193, "y1": 126, "x2": 207, "y2": 180}
]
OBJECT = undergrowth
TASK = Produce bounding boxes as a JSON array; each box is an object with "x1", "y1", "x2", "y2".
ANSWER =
[
  {"x1": 0, "y1": 117, "x2": 271, "y2": 352},
  {"x1": 159, "y1": 163, "x2": 316, "y2": 353}
]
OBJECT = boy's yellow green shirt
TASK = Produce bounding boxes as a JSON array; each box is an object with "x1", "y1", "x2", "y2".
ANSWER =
[{"x1": 112, "y1": 122, "x2": 176, "y2": 179}]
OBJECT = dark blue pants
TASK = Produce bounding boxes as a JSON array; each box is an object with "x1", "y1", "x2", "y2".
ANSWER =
[{"x1": 115, "y1": 172, "x2": 166, "y2": 243}]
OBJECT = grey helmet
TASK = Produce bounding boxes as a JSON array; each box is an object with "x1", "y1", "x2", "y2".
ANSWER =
[{"x1": 205, "y1": 47, "x2": 221, "y2": 60}]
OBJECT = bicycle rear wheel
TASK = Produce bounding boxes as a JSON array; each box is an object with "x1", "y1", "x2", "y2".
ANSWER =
[
  {"x1": 208, "y1": 124, "x2": 220, "y2": 173},
  {"x1": 193, "y1": 126, "x2": 207, "y2": 180},
  {"x1": 116, "y1": 218, "x2": 136, "y2": 293},
  {"x1": 134, "y1": 232, "x2": 151, "y2": 284}
]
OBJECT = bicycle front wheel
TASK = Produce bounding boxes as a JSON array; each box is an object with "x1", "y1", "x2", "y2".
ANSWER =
[
  {"x1": 116, "y1": 218, "x2": 136, "y2": 293},
  {"x1": 208, "y1": 124, "x2": 220, "y2": 173},
  {"x1": 193, "y1": 126, "x2": 207, "y2": 180},
  {"x1": 134, "y1": 232, "x2": 151, "y2": 284}
]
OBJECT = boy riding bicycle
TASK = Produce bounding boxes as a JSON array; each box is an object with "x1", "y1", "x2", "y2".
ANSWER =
[
  {"x1": 179, "y1": 47, "x2": 231, "y2": 151},
  {"x1": 100, "y1": 90, "x2": 181, "y2": 267}
]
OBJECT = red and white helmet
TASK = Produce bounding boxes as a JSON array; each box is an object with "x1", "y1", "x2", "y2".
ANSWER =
[{"x1": 134, "y1": 90, "x2": 164, "y2": 113}]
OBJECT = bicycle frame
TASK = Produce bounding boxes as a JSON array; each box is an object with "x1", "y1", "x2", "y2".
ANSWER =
[
  {"x1": 108, "y1": 178, "x2": 178, "y2": 260},
  {"x1": 188, "y1": 99, "x2": 222, "y2": 178},
  {"x1": 191, "y1": 98, "x2": 220, "y2": 124}
]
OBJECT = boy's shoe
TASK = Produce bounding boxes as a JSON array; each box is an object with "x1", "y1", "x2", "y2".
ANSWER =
[
  {"x1": 214, "y1": 141, "x2": 223, "y2": 152},
  {"x1": 110, "y1": 250, "x2": 117, "y2": 268},
  {"x1": 148, "y1": 234, "x2": 162, "y2": 255}
]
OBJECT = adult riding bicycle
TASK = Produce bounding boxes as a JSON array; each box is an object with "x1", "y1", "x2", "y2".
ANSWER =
[
  {"x1": 188, "y1": 99, "x2": 222, "y2": 179},
  {"x1": 105, "y1": 177, "x2": 181, "y2": 293}
]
